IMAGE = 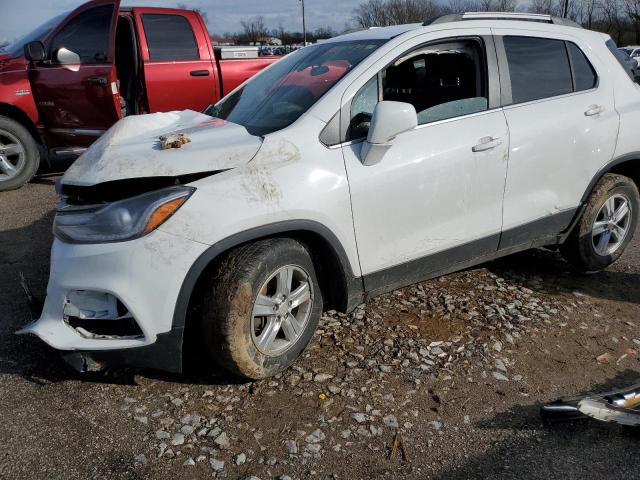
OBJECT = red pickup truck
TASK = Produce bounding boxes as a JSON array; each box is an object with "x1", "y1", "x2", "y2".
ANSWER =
[{"x1": 0, "y1": 0, "x2": 277, "y2": 191}]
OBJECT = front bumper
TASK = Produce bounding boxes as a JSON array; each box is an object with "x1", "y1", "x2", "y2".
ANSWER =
[{"x1": 17, "y1": 230, "x2": 210, "y2": 372}]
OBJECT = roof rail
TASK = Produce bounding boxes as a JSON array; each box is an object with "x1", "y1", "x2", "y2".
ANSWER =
[{"x1": 423, "y1": 11, "x2": 582, "y2": 28}]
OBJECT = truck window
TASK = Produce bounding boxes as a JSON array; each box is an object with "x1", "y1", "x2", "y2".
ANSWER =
[
  {"x1": 141, "y1": 14, "x2": 199, "y2": 61},
  {"x1": 49, "y1": 5, "x2": 114, "y2": 63}
]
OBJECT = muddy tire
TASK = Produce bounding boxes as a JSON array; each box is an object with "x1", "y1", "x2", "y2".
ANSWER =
[
  {"x1": 201, "y1": 238, "x2": 323, "y2": 380},
  {"x1": 561, "y1": 174, "x2": 639, "y2": 272},
  {"x1": 0, "y1": 116, "x2": 40, "y2": 192}
]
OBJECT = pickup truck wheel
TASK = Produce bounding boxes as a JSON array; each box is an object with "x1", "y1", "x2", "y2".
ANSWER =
[
  {"x1": 202, "y1": 238, "x2": 323, "y2": 380},
  {"x1": 0, "y1": 116, "x2": 40, "y2": 192},
  {"x1": 561, "y1": 174, "x2": 639, "y2": 272}
]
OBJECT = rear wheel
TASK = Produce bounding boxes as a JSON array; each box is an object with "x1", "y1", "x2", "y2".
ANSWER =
[
  {"x1": 562, "y1": 173, "x2": 639, "y2": 272},
  {"x1": 0, "y1": 116, "x2": 40, "y2": 192},
  {"x1": 201, "y1": 238, "x2": 323, "y2": 379}
]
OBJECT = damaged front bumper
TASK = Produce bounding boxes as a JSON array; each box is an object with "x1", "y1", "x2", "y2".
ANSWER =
[{"x1": 17, "y1": 230, "x2": 209, "y2": 373}]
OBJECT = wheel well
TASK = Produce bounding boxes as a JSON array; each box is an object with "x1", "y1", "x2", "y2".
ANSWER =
[
  {"x1": 607, "y1": 159, "x2": 640, "y2": 192},
  {"x1": 0, "y1": 103, "x2": 43, "y2": 145},
  {"x1": 187, "y1": 230, "x2": 353, "y2": 317},
  {"x1": 179, "y1": 229, "x2": 359, "y2": 371}
]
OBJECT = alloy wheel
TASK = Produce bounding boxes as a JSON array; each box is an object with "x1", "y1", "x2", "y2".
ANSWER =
[
  {"x1": 251, "y1": 265, "x2": 314, "y2": 356},
  {"x1": 591, "y1": 194, "x2": 632, "y2": 256},
  {"x1": 0, "y1": 128, "x2": 26, "y2": 180}
]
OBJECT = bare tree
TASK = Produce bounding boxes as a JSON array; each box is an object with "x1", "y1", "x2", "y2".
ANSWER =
[
  {"x1": 353, "y1": 0, "x2": 449, "y2": 27},
  {"x1": 241, "y1": 16, "x2": 268, "y2": 45},
  {"x1": 177, "y1": 4, "x2": 209, "y2": 25}
]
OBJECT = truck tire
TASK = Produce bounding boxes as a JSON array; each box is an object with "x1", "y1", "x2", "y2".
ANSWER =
[
  {"x1": 0, "y1": 116, "x2": 40, "y2": 192},
  {"x1": 201, "y1": 238, "x2": 323, "y2": 380},
  {"x1": 561, "y1": 173, "x2": 639, "y2": 272}
]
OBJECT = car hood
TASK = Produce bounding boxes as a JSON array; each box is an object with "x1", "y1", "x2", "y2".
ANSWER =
[{"x1": 62, "y1": 110, "x2": 263, "y2": 187}]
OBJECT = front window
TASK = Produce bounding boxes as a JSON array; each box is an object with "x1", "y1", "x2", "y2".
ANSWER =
[
  {"x1": 206, "y1": 40, "x2": 385, "y2": 136},
  {"x1": 2, "y1": 11, "x2": 69, "y2": 58}
]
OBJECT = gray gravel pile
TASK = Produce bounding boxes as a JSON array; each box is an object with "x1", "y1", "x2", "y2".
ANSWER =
[{"x1": 126, "y1": 267, "x2": 587, "y2": 477}]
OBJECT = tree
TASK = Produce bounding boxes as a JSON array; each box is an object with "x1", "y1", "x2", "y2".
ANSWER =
[
  {"x1": 177, "y1": 4, "x2": 209, "y2": 25},
  {"x1": 313, "y1": 26, "x2": 336, "y2": 39},
  {"x1": 353, "y1": 0, "x2": 449, "y2": 28},
  {"x1": 241, "y1": 16, "x2": 268, "y2": 45}
]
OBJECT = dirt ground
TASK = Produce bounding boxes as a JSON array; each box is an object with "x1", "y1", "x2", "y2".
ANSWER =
[{"x1": 1, "y1": 177, "x2": 640, "y2": 480}]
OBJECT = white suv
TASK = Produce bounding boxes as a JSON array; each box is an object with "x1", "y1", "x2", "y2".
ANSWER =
[{"x1": 20, "y1": 13, "x2": 640, "y2": 379}]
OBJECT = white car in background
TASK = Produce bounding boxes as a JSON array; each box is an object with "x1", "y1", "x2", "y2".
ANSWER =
[{"x1": 20, "y1": 12, "x2": 640, "y2": 380}]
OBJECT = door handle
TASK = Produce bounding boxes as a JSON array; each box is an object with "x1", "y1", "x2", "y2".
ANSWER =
[
  {"x1": 190, "y1": 70, "x2": 210, "y2": 77},
  {"x1": 584, "y1": 104, "x2": 605, "y2": 116},
  {"x1": 86, "y1": 76, "x2": 108, "y2": 85},
  {"x1": 472, "y1": 136, "x2": 503, "y2": 153}
]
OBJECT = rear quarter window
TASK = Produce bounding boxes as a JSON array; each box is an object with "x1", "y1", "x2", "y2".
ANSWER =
[
  {"x1": 141, "y1": 14, "x2": 199, "y2": 61},
  {"x1": 606, "y1": 39, "x2": 636, "y2": 81},
  {"x1": 567, "y1": 42, "x2": 597, "y2": 91}
]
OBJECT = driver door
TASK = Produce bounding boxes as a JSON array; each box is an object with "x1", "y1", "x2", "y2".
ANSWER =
[
  {"x1": 341, "y1": 31, "x2": 509, "y2": 295},
  {"x1": 29, "y1": 0, "x2": 122, "y2": 148}
]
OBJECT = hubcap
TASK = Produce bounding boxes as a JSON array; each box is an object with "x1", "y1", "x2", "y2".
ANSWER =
[
  {"x1": 591, "y1": 194, "x2": 632, "y2": 256},
  {"x1": 0, "y1": 129, "x2": 26, "y2": 180},
  {"x1": 251, "y1": 265, "x2": 313, "y2": 356}
]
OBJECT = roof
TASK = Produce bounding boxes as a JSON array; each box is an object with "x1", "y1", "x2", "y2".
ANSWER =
[
  {"x1": 327, "y1": 12, "x2": 587, "y2": 44},
  {"x1": 324, "y1": 24, "x2": 422, "y2": 43}
]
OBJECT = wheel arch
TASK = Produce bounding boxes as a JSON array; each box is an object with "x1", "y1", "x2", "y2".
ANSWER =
[
  {"x1": 0, "y1": 103, "x2": 43, "y2": 146},
  {"x1": 581, "y1": 153, "x2": 640, "y2": 204},
  {"x1": 174, "y1": 220, "x2": 364, "y2": 349}
]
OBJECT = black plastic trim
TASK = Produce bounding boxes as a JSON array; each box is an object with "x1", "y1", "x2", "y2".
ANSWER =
[
  {"x1": 62, "y1": 328, "x2": 184, "y2": 373},
  {"x1": 172, "y1": 219, "x2": 364, "y2": 323},
  {"x1": 364, "y1": 234, "x2": 500, "y2": 297},
  {"x1": 364, "y1": 208, "x2": 580, "y2": 298},
  {"x1": 580, "y1": 152, "x2": 640, "y2": 204},
  {"x1": 498, "y1": 208, "x2": 577, "y2": 250}
]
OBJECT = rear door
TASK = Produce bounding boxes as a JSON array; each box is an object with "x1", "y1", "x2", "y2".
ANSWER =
[
  {"x1": 493, "y1": 30, "x2": 619, "y2": 249},
  {"x1": 134, "y1": 9, "x2": 217, "y2": 113},
  {"x1": 29, "y1": 0, "x2": 121, "y2": 148}
]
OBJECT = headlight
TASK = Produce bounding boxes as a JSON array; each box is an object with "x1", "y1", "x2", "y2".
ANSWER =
[{"x1": 54, "y1": 186, "x2": 194, "y2": 244}]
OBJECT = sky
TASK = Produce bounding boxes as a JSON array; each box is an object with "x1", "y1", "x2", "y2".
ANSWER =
[{"x1": 0, "y1": 0, "x2": 362, "y2": 43}]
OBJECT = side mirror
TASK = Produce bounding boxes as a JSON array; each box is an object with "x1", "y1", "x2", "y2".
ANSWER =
[
  {"x1": 54, "y1": 47, "x2": 81, "y2": 65},
  {"x1": 24, "y1": 41, "x2": 46, "y2": 62},
  {"x1": 361, "y1": 101, "x2": 417, "y2": 166}
]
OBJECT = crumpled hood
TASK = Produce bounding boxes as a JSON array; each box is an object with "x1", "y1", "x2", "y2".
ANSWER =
[{"x1": 62, "y1": 110, "x2": 263, "y2": 187}]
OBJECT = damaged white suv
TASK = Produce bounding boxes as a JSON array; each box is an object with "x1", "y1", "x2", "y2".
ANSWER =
[{"x1": 21, "y1": 13, "x2": 640, "y2": 379}]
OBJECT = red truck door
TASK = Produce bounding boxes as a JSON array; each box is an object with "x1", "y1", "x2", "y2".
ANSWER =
[
  {"x1": 29, "y1": 0, "x2": 122, "y2": 148},
  {"x1": 133, "y1": 8, "x2": 218, "y2": 113}
]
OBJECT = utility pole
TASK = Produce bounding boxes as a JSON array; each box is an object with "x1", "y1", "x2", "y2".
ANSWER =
[{"x1": 300, "y1": 0, "x2": 307, "y2": 45}]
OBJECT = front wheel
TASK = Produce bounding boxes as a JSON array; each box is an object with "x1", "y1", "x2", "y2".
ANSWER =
[
  {"x1": 0, "y1": 116, "x2": 40, "y2": 192},
  {"x1": 562, "y1": 173, "x2": 639, "y2": 272},
  {"x1": 201, "y1": 238, "x2": 323, "y2": 379}
]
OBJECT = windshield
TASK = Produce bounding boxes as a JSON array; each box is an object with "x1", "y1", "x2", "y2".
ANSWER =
[
  {"x1": 621, "y1": 48, "x2": 633, "y2": 56},
  {"x1": 206, "y1": 40, "x2": 385, "y2": 136},
  {"x1": 2, "y1": 11, "x2": 69, "y2": 58}
]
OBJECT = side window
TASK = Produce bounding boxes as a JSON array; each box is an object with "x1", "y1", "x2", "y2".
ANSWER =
[
  {"x1": 141, "y1": 14, "x2": 199, "y2": 61},
  {"x1": 567, "y1": 42, "x2": 597, "y2": 91},
  {"x1": 605, "y1": 39, "x2": 635, "y2": 81},
  {"x1": 50, "y1": 5, "x2": 114, "y2": 63},
  {"x1": 348, "y1": 77, "x2": 379, "y2": 141},
  {"x1": 382, "y1": 39, "x2": 488, "y2": 126},
  {"x1": 504, "y1": 36, "x2": 573, "y2": 103}
]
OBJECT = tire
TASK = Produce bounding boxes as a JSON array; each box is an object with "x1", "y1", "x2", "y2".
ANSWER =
[
  {"x1": 0, "y1": 116, "x2": 40, "y2": 192},
  {"x1": 201, "y1": 238, "x2": 323, "y2": 380},
  {"x1": 561, "y1": 173, "x2": 639, "y2": 272}
]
